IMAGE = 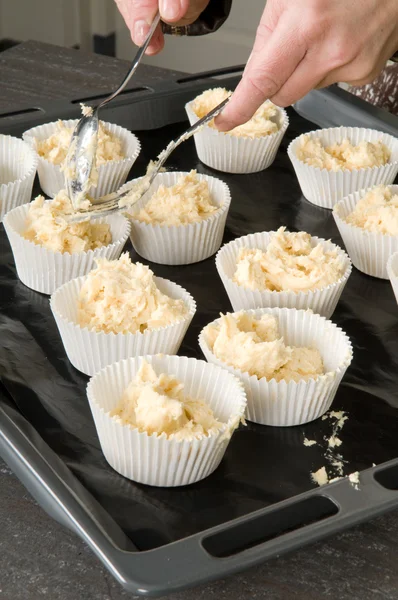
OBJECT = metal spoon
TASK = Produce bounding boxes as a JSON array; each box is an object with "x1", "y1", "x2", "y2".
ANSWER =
[
  {"x1": 67, "y1": 96, "x2": 230, "y2": 222},
  {"x1": 65, "y1": 12, "x2": 161, "y2": 210}
]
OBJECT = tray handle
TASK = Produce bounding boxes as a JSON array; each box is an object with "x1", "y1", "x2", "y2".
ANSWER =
[
  {"x1": 201, "y1": 466, "x2": 398, "y2": 557},
  {"x1": 113, "y1": 464, "x2": 398, "y2": 594},
  {"x1": 2, "y1": 392, "x2": 398, "y2": 597}
]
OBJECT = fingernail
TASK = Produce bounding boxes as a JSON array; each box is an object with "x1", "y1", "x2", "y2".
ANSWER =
[
  {"x1": 160, "y1": 0, "x2": 181, "y2": 21},
  {"x1": 134, "y1": 19, "x2": 149, "y2": 45}
]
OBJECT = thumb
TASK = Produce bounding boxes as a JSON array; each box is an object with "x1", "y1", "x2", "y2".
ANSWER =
[
  {"x1": 159, "y1": 0, "x2": 190, "y2": 22},
  {"x1": 115, "y1": 0, "x2": 164, "y2": 53}
]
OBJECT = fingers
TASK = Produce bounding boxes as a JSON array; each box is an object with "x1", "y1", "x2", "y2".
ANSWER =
[
  {"x1": 144, "y1": 23, "x2": 165, "y2": 55},
  {"x1": 159, "y1": 0, "x2": 189, "y2": 22},
  {"x1": 269, "y1": 52, "x2": 323, "y2": 107},
  {"x1": 316, "y1": 44, "x2": 392, "y2": 89},
  {"x1": 171, "y1": 0, "x2": 210, "y2": 26},
  {"x1": 273, "y1": 19, "x2": 392, "y2": 102},
  {"x1": 115, "y1": 0, "x2": 164, "y2": 53},
  {"x1": 215, "y1": 11, "x2": 306, "y2": 131},
  {"x1": 115, "y1": 0, "x2": 207, "y2": 55}
]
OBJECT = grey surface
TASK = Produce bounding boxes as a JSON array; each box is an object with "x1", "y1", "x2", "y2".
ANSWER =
[
  {"x1": 1, "y1": 457, "x2": 398, "y2": 600},
  {"x1": 0, "y1": 40, "x2": 184, "y2": 111},
  {"x1": 1, "y1": 41, "x2": 398, "y2": 599}
]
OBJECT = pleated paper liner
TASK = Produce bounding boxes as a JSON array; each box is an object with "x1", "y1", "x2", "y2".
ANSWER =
[
  {"x1": 333, "y1": 184, "x2": 398, "y2": 279},
  {"x1": 50, "y1": 275, "x2": 196, "y2": 376},
  {"x1": 0, "y1": 134, "x2": 37, "y2": 222},
  {"x1": 387, "y1": 252, "x2": 398, "y2": 304},
  {"x1": 185, "y1": 101, "x2": 289, "y2": 174},
  {"x1": 288, "y1": 126, "x2": 398, "y2": 209},
  {"x1": 119, "y1": 171, "x2": 231, "y2": 265},
  {"x1": 86, "y1": 355, "x2": 247, "y2": 486},
  {"x1": 199, "y1": 307, "x2": 353, "y2": 427},
  {"x1": 23, "y1": 119, "x2": 141, "y2": 198},
  {"x1": 216, "y1": 231, "x2": 352, "y2": 318},
  {"x1": 3, "y1": 203, "x2": 130, "y2": 294}
]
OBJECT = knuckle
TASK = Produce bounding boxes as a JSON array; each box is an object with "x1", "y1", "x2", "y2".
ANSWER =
[
  {"x1": 300, "y1": 4, "x2": 332, "y2": 43},
  {"x1": 255, "y1": 21, "x2": 273, "y2": 41},
  {"x1": 247, "y1": 70, "x2": 281, "y2": 98},
  {"x1": 301, "y1": 18, "x2": 327, "y2": 44},
  {"x1": 327, "y1": 39, "x2": 357, "y2": 69}
]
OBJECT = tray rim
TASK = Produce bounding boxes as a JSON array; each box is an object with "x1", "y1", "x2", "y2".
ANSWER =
[
  {"x1": 1, "y1": 66, "x2": 398, "y2": 595},
  {"x1": 1, "y1": 382, "x2": 398, "y2": 596}
]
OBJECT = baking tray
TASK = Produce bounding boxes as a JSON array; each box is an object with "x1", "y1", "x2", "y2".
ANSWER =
[
  {"x1": 0, "y1": 63, "x2": 396, "y2": 135},
  {"x1": 1, "y1": 68, "x2": 398, "y2": 596}
]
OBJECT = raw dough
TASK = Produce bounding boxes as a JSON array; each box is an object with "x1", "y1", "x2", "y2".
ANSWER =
[
  {"x1": 36, "y1": 120, "x2": 124, "y2": 166},
  {"x1": 297, "y1": 135, "x2": 390, "y2": 171},
  {"x1": 344, "y1": 185, "x2": 398, "y2": 235},
  {"x1": 131, "y1": 170, "x2": 219, "y2": 226},
  {"x1": 234, "y1": 227, "x2": 345, "y2": 293},
  {"x1": 192, "y1": 88, "x2": 279, "y2": 138},
  {"x1": 78, "y1": 253, "x2": 188, "y2": 334},
  {"x1": 205, "y1": 311, "x2": 324, "y2": 383},
  {"x1": 23, "y1": 191, "x2": 111, "y2": 254},
  {"x1": 311, "y1": 466, "x2": 329, "y2": 486},
  {"x1": 110, "y1": 359, "x2": 224, "y2": 440}
]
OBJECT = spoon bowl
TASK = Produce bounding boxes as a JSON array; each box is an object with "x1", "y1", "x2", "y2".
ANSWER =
[{"x1": 64, "y1": 12, "x2": 161, "y2": 209}]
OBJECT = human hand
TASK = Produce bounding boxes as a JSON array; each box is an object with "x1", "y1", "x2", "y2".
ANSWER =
[
  {"x1": 216, "y1": 0, "x2": 398, "y2": 131},
  {"x1": 115, "y1": 0, "x2": 210, "y2": 55}
]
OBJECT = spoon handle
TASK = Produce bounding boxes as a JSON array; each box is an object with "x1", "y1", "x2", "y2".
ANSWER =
[
  {"x1": 99, "y1": 12, "x2": 161, "y2": 109},
  {"x1": 154, "y1": 95, "x2": 231, "y2": 170},
  {"x1": 177, "y1": 96, "x2": 230, "y2": 142}
]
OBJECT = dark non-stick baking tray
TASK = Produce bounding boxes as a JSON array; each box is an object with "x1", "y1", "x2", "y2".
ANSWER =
[{"x1": 1, "y1": 68, "x2": 398, "y2": 596}]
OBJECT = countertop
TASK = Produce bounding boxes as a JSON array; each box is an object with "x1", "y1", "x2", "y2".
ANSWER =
[{"x1": 1, "y1": 40, "x2": 398, "y2": 600}]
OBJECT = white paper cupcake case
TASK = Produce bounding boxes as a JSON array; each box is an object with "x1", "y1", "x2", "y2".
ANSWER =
[
  {"x1": 3, "y1": 202, "x2": 131, "y2": 294},
  {"x1": 119, "y1": 171, "x2": 231, "y2": 265},
  {"x1": 387, "y1": 252, "x2": 398, "y2": 304},
  {"x1": 86, "y1": 354, "x2": 246, "y2": 486},
  {"x1": 0, "y1": 135, "x2": 37, "y2": 222},
  {"x1": 333, "y1": 185, "x2": 398, "y2": 279},
  {"x1": 23, "y1": 119, "x2": 141, "y2": 198},
  {"x1": 185, "y1": 101, "x2": 289, "y2": 174},
  {"x1": 288, "y1": 127, "x2": 398, "y2": 209},
  {"x1": 199, "y1": 307, "x2": 353, "y2": 427},
  {"x1": 50, "y1": 275, "x2": 196, "y2": 376},
  {"x1": 216, "y1": 231, "x2": 352, "y2": 318}
]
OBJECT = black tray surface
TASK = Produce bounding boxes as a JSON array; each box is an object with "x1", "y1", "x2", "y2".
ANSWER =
[{"x1": 1, "y1": 104, "x2": 398, "y2": 594}]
